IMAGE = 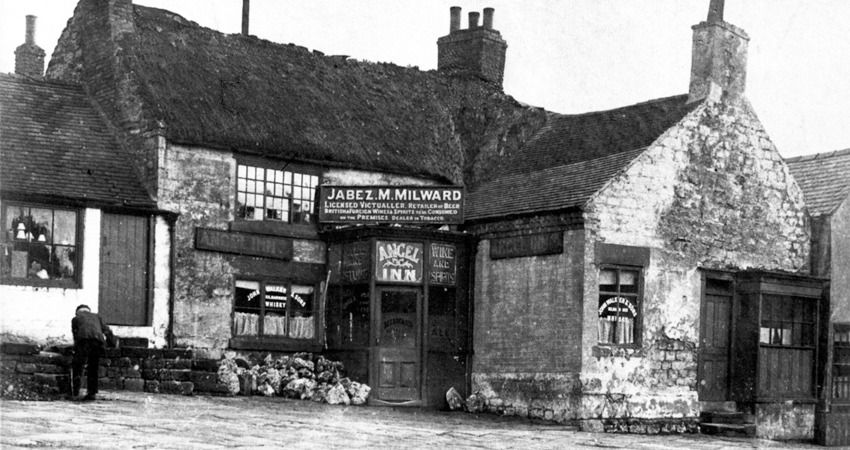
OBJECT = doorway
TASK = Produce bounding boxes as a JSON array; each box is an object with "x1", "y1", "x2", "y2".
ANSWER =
[
  {"x1": 373, "y1": 287, "x2": 421, "y2": 403},
  {"x1": 698, "y1": 273, "x2": 734, "y2": 401}
]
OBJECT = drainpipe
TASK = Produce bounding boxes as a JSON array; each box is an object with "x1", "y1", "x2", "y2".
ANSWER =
[{"x1": 166, "y1": 213, "x2": 178, "y2": 348}]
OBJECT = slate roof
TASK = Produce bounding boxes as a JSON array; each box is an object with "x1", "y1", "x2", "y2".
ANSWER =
[
  {"x1": 101, "y1": 5, "x2": 546, "y2": 184},
  {"x1": 467, "y1": 95, "x2": 697, "y2": 220},
  {"x1": 0, "y1": 74, "x2": 156, "y2": 209},
  {"x1": 786, "y1": 148, "x2": 850, "y2": 217}
]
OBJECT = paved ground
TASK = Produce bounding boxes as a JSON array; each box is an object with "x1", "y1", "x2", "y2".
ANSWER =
[{"x1": 0, "y1": 391, "x2": 824, "y2": 449}]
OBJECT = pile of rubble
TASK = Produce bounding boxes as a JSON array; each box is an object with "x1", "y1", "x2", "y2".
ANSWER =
[{"x1": 217, "y1": 352, "x2": 370, "y2": 405}]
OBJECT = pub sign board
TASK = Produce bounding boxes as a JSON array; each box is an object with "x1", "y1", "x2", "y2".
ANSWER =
[
  {"x1": 490, "y1": 231, "x2": 563, "y2": 260},
  {"x1": 375, "y1": 241, "x2": 423, "y2": 284},
  {"x1": 319, "y1": 186, "x2": 464, "y2": 224},
  {"x1": 195, "y1": 228, "x2": 293, "y2": 260}
]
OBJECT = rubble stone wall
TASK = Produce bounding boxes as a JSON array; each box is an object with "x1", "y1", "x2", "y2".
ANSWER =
[
  {"x1": 754, "y1": 403, "x2": 815, "y2": 440},
  {"x1": 580, "y1": 97, "x2": 809, "y2": 421}
]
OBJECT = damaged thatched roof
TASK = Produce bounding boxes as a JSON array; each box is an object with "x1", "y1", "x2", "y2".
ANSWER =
[
  {"x1": 120, "y1": 5, "x2": 547, "y2": 184},
  {"x1": 786, "y1": 148, "x2": 850, "y2": 217},
  {"x1": 0, "y1": 74, "x2": 155, "y2": 209},
  {"x1": 467, "y1": 95, "x2": 698, "y2": 220}
]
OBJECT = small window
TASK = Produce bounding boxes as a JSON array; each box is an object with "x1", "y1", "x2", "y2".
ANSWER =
[
  {"x1": 598, "y1": 266, "x2": 641, "y2": 346},
  {"x1": 233, "y1": 279, "x2": 316, "y2": 340},
  {"x1": 1, "y1": 203, "x2": 80, "y2": 285},
  {"x1": 235, "y1": 163, "x2": 319, "y2": 224},
  {"x1": 759, "y1": 295, "x2": 815, "y2": 347}
]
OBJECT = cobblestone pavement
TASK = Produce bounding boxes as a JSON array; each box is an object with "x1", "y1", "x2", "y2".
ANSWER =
[{"x1": 0, "y1": 392, "x2": 824, "y2": 449}]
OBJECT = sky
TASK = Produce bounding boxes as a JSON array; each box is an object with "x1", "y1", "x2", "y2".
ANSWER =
[{"x1": 1, "y1": 0, "x2": 848, "y2": 158}]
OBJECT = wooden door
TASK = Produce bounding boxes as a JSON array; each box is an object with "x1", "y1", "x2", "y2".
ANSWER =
[
  {"x1": 99, "y1": 213, "x2": 150, "y2": 325},
  {"x1": 374, "y1": 287, "x2": 421, "y2": 402},
  {"x1": 698, "y1": 275, "x2": 734, "y2": 401}
]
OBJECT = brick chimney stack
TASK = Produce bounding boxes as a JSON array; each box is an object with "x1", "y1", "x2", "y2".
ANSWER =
[
  {"x1": 688, "y1": 0, "x2": 749, "y2": 103},
  {"x1": 437, "y1": 6, "x2": 507, "y2": 88},
  {"x1": 14, "y1": 15, "x2": 46, "y2": 77}
]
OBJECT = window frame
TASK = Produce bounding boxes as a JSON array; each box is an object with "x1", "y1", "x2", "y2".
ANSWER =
[
  {"x1": 233, "y1": 159, "x2": 321, "y2": 226},
  {"x1": 0, "y1": 200, "x2": 83, "y2": 288},
  {"x1": 597, "y1": 264, "x2": 643, "y2": 348},
  {"x1": 231, "y1": 277, "x2": 321, "y2": 346},
  {"x1": 758, "y1": 294, "x2": 817, "y2": 350}
]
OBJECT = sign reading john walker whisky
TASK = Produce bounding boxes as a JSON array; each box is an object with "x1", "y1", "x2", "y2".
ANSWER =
[{"x1": 319, "y1": 186, "x2": 464, "y2": 224}]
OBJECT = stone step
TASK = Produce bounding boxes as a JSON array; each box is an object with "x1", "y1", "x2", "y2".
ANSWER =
[
  {"x1": 699, "y1": 422, "x2": 756, "y2": 437},
  {"x1": 700, "y1": 400, "x2": 737, "y2": 413},
  {"x1": 699, "y1": 411, "x2": 754, "y2": 424}
]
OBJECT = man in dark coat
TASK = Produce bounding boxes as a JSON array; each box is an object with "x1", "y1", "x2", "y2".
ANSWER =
[{"x1": 71, "y1": 304, "x2": 116, "y2": 401}]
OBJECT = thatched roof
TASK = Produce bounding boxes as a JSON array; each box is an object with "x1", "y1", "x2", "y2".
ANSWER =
[
  {"x1": 467, "y1": 95, "x2": 697, "y2": 220},
  {"x1": 0, "y1": 73, "x2": 155, "y2": 209},
  {"x1": 121, "y1": 5, "x2": 547, "y2": 184}
]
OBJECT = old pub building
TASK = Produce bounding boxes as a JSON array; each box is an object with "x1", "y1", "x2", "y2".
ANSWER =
[{"x1": 2, "y1": 0, "x2": 849, "y2": 444}]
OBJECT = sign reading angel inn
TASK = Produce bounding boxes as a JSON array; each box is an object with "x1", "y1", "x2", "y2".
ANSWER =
[{"x1": 318, "y1": 186, "x2": 464, "y2": 224}]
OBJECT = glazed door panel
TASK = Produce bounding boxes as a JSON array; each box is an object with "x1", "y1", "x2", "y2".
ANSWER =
[
  {"x1": 375, "y1": 288, "x2": 421, "y2": 402},
  {"x1": 699, "y1": 278, "x2": 734, "y2": 401}
]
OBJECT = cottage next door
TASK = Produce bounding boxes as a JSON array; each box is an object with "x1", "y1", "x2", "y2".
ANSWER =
[
  {"x1": 374, "y1": 287, "x2": 421, "y2": 403},
  {"x1": 99, "y1": 213, "x2": 151, "y2": 325},
  {"x1": 698, "y1": 274, "x2": 734, "y2": 401}
]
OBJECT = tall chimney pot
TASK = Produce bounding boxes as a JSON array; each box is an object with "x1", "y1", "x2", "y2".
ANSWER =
[
  {"x1": 25, "y1": 15, "x2": 36, "y2": 45},
  {"x1": 483, "y1": 8, "x2": 494, "y2": 29},
  {"x1": 468, "y1": 11, "x2": 480, "y2": 29},
  {"x1": 450, "y1": 6, "x2": 461, "y2": 33},
  {"x1": 241, "y1": 0, "x2": 250, "y2": 36},
  {"x1": 707, "y1": 0, "x2": 724, "y2": 23}
]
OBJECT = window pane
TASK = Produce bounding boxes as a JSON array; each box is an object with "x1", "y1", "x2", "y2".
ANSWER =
[
  {"x1": 53, "y1": 210, "x2": 76, "y2": 246},
  {"x1": 234, "y1": 280, "x2": 261, "y2": 310},
  {"x1": 294, "y1": 173, "x2": 302, "y2": 185},
  {"x1": 290, "y1": 285, "x2": 315, "y2": 339},
  {"x1": 599, "y1": 269, "x2": 617, "y2": 292},
  {"x1": 256, "y1": 168, "x2": 264, "y2": 180},
  {"x1": 237, "y1": 165, "x2": 246, "y2": 178},
  {"x1": 237, "y1": 178, "x2": 246, "y2": 192},
  {"x1": 284, "y1": 171, "x2": 292, "y2": 184},
  {"x1": 620, "y1": 270, "x2": 639, "y2": 293},
  {"x1": 247, "y1": 166, "x2": 255, "y2": 179},
  {"x1": 275, "y1": 170, "x2": 283, "y2": 184},
  {"x1": 29, "y1": 208, "x2": 52, "y2": 243},
  {"x1": 53, "y1": 245, "x2": 75, "y2": 279}
]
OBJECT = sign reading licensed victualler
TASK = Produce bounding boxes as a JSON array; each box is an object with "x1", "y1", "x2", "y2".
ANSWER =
[{"x1": 319, "y1": 186, "x2": 464, "y2": 224}]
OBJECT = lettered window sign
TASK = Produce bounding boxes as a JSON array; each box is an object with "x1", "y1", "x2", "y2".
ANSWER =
[{"x1": 375, "y1": 241, "x2": 423, "y2": 284}]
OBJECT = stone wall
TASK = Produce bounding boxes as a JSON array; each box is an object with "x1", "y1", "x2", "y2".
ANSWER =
[
  {"x1": 579, "y1": 96, "x2": 808, "y2": 422},
  {"x1": 158, "y1": 144, "x2": 237, "y2": 349},
  {"x1": 755, "y1": 403, "x2": 815, "y2": 440}
]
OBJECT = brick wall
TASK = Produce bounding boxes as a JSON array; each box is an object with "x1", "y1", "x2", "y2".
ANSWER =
[
  {"x1": 437, "y1": 29, "x2": 507, "y2": 86},
  {"x1": 14, "y1": 44, "x2": 45, "y2": 77}
]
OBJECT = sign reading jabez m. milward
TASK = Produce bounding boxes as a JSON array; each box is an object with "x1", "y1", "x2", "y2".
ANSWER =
[{"x1": 319, "y1": 186, "x2": 464, "y2": 224}]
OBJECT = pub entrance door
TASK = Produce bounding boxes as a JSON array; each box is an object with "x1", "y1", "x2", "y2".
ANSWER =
[{"x1": 373, "y1": 287, "x2": 422, "y2": 403}]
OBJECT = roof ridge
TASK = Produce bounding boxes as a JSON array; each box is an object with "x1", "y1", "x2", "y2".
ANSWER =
[
  {"x1": 545, "y1": 93, "x2": 690, "y2": 119},
  {"x1": 785, "y1": 147, "x2": 850, "y2": 163}
]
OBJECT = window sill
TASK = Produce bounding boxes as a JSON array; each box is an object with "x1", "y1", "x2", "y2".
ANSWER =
[
  {"x1": 1, "y1": 278, "x2": 80, "y2": 289},
  {"x1": 229, "y1": 220, "x2": 319, "y2": 239},
  {"x1": 593, "y1": 345, "x2": 644, "y2": 358},
  {"x1": 229, "y1": 336, "x2": 323, "y2": 353}
]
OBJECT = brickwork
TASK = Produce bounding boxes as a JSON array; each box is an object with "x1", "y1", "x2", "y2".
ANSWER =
[
  {"x1": 437, "y1": 28, "x2": 507, "y2": 86},
  {"x1": 14, "y1": 44, "x2": 45, "y2": 77},
  {"x1": 473, "y1": 229, "x2": 585, "y2": 374}
]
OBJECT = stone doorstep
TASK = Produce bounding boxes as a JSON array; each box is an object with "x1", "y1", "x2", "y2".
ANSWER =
[
  {"x1": 699, "y1": 422, "x2": 756, "y2": 437},
  {"x1": 699, "y1": 410, "x2": 755, "y2": 424}
]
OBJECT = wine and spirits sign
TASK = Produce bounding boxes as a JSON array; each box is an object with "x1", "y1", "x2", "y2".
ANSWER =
[
  {"x1": 429, "y1": 243, "x2": 457, "y2": 285},
  {"x1": 319, "y1": 186, "x2": 463, "y2": 224}
]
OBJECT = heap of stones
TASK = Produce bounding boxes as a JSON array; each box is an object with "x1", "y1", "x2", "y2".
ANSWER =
[{"x1": 217, "y1": 352, "x2": 371, "y2": 405}]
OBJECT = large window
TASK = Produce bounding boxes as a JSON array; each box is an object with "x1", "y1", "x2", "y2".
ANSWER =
[
  {"x1": 235, "y1": 163, "x2": 319, "y2": 224},
  {"x1": 598, "y1": 266, "x2": 641, "y2": 346},
  {"x1": 759, "y1": 294, "x2": 815, "y2": 347},
  {"x1": 233, "y1": 279, "x2": 316, "y2": 340},
  {"x1": 1, "y1": 203, "x2": 79, "y2": 284}
]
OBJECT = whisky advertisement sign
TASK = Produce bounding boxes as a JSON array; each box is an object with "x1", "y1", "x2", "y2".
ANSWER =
[{"x1": 319, "y1": 186, "x2": 464, "y2": 224}]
